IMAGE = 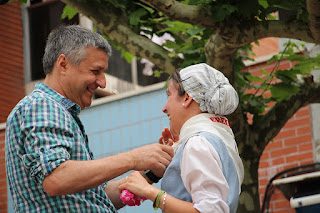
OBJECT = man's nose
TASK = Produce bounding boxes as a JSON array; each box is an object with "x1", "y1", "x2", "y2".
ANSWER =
[{"x1": 97, "y1": 73, "x2": 106, "y2": 88}]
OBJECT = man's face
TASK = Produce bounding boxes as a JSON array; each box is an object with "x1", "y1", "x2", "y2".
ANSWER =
[{"x1": 61, "y1": 46, "x2": 109, "y2": 109}]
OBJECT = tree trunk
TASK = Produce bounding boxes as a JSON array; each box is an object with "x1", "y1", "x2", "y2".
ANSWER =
[
  {"x1": 237, "y1": 157, "x2": 261, "y2": 213},
  {"x1": 235, "y1": 123, "x2": 262, "y2": 213}
]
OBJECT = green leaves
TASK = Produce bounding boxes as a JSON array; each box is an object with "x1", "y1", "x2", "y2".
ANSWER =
[
  {"x1": 120, "y1": 49, "x2": 135, "y2": 63},
  {"x1": 61, "y1": 5, "x2": 78, "y2": 20},
  {"x1": 211, "y1": 4, "x2": 237, "y2": 22},
  {"x1": 104, "y1": 0, "x2": 127, "y2": 10},
  {"x1": 157, "y1": 19, "x2": 209, "y2": 66},
  {"x1": 241, "y1": 94, "x2": 270, "y2": 115},
  {"x1": 15, "y1": 0, "x2": 27, "y2": 4},
  {"x1": 56, "y1": 1, "x2": 317, "y2": 124},
  {"x1": 129, "y1": 8, "x2": 148, "y2": 25},
  {"x1": 258, "y1": 0, "x2": 269, "y2": 9},
  {"x1": 270, "y1": 83, "x2": 300, "y2": 101},
  {"x1": 236, "y1": 40, "x2": 320, "y2": 121},
  {"x1": 129, "y1": 2, "x2": 155, "y2": 25},
  {"x1": 244, "y1": 75, "x2": 264, "y2": 83},
  {"x1": 159, "y1": 21, "x2": 196, "y2": 34}
]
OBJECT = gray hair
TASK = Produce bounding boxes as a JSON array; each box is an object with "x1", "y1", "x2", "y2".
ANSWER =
[{"x1": 42, "y1": 25, "x2": 112, "y2": 75}]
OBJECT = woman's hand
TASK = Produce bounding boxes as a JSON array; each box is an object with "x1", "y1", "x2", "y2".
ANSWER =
[
  {"x1": 118, "y1": 171, "x2": 160, "y2": 201},
  {"x1": 159, "y1": 127, "x2": 179, "y2": 146}
]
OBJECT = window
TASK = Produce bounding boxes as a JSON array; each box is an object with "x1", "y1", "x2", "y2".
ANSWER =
[
  {"x1": 24, "y1": 0, "x2": 168, "y2": 97},
  {"x1": 107, "y1": 48, "x2": 169, "y2": 87},
  {"x1": 28, "y1": 0, "x2": 79, "y2": 81}
]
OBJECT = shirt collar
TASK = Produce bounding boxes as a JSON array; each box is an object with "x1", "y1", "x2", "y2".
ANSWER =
[{"x1": 34, "y1": 83, "x2": 81, "y2": 115}]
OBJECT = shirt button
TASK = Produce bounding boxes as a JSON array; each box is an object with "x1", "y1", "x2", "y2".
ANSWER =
[{"x1": 40, "y1": 148, "x2": 45, "y2": 152}]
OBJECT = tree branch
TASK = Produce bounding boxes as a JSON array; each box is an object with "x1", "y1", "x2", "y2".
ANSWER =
[
  {"x1": 216, "y1": 20, "x2": 317, "y2": 49},
  {"x1": 254, "y1": 20, "x2": 317, "y2": 43},
  {"x1": 205, "y1": 34, "x2": 238, "y2": 81},
  {"x1": 253, "y1": 78, "x2": 320, "y2": 151},
  {"x1": 140, "y1": 0, "x2": 218, "y2": 29},
  {"x1": 62, "y1": 0, "x2": 182, "y2": 73},
  {"x1": 307, "y1": 0, "x2": 320, "y2": 43},
  {"x1": 140, "y1": 1, "x2": 319, "y2": 52}
]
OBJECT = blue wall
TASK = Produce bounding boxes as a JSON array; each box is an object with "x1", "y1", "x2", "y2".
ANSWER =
[{"x1": 80, "y1": 87, "x2": 169, "y2": 213}]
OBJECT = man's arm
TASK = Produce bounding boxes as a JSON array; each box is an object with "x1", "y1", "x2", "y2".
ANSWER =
[
  {"x1": 105, "y1": 170, "x2": 157, "y2": 209},
  {"x1": 105, "y1": 178, "x2": 126, "y2": 209},
  {"x1": 42, "y1": 143, "x2": 173, "y2": 196}
]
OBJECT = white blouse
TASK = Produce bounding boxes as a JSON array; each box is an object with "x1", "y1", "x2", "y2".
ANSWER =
[
  {"x1": 174, "y1": 113, "x2": 244, "y2": 213},
  {"x1": 181, "y1": 135, "x2": 229, "y2": 212}
]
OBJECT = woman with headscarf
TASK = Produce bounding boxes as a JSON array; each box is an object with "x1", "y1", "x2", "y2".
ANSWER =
[{"x1": 119, "y1": 63, "x2": 244, "y2": 213}]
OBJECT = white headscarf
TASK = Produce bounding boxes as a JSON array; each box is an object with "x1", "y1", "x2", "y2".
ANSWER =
[{"x1": 179, "y1": 63, "x2": 239, "y2": 115}]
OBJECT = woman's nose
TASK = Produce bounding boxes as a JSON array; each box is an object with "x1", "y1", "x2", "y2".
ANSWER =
[{"x1": 162, "y1": 106, "x2": 167, "y2": 113}]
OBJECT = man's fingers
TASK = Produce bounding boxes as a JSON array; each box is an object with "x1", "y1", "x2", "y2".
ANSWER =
[
  {"x1": 158, "y1": 157, "x2": 171, "y2": 170},
  {"x1": 130, "y1": 143, "x2": 173, "y2": 172},
  {"x1": 160, "y1": 143, "x2": 174, "y2": 158}
]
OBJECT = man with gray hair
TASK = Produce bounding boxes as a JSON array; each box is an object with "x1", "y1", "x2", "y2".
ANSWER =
[{"x1": 5, "y1": 25, "x2": 173, "y2": 212}]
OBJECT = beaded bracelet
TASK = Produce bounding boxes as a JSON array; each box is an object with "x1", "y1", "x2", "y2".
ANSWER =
[
  {"x1": 153, "y1": 190, "x2": 165, "y2": 210},
  {"x1": 162, "y1": 192, "x2": 167, "y2": 213}
]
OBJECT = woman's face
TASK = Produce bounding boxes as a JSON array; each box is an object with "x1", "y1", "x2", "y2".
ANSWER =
[{"x1": 162, "y1": 79, "x2": 186, "y2": 137}]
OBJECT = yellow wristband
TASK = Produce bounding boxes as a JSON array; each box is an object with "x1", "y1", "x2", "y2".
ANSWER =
[{"x1": 153, "y1": 190, "x2": 165, "y2": 210}]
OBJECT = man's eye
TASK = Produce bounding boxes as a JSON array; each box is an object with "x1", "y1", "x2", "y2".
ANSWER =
[{"x1": 91, "y1": 70, "x2": 99, "y2": 74}]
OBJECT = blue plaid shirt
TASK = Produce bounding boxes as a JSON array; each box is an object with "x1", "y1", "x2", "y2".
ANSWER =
[{"x1": 5, "y1": 83, "x2": 117, "y2": 213}]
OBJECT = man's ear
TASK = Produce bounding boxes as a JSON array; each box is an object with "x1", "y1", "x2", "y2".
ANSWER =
[
  {"x1": 56, "y1": 54, "x2": 68, "y2": 73},
  {"x1": 183, "y1": 93, "x2": 193, "y2": 107}
]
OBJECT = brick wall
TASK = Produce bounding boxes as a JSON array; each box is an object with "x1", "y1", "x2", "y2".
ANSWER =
[
  {"x1": 0, "y1": 129, "x2": 6, "y2": 213},
  {"x1": 0, "y1": 1, "x2": 24, "y2": 213},
  {"x1": 251, "y1": 37, "x2": 279, "y2": 58},
  {"x1": 0, "y1": 1, "x2": 25, "y2": 123},
  {"x1": 258, "y1": 105, "x2": 313, "y2": 213},
  {"x1": 252, "y1": 58, "x2": 315, "y2": 212}
]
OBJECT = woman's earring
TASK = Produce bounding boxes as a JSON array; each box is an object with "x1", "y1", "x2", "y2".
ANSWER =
[{"x1": 182, "y1": 103, "x2": 185, "y2": 107}]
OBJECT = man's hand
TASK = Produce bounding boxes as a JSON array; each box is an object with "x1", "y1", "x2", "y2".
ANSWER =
[{"x1": 128, "y1": 143, "x2": 174, "y2": 176}]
